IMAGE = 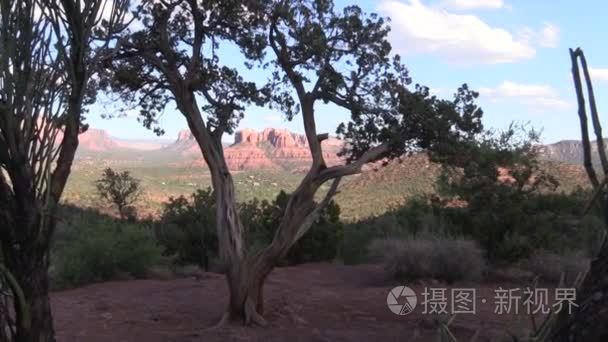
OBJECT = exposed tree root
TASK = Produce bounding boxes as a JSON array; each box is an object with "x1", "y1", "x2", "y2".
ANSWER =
[
  {"x1": 244, "y1": 299, "x2": 267, "y2": 327},
  {"x1": 206, "y1": 298, "x2": 267, "y2": 331}
]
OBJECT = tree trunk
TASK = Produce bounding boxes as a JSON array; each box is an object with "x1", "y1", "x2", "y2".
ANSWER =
[
  {"x1": 219, "y1": 179, "x2": 321, "y2": 325},
  {"x1": 550, "y1": 237, "x2": 608, "y2": 342},
  {"x1": 4, "y1": 249, "x2": 54, "y2": 342},
  {"x1": 13, "y1": 263, "x2": 54, "y2": 342},
  {"x1": 1, "y1": 210, "x2": 56, "y2": 342}
]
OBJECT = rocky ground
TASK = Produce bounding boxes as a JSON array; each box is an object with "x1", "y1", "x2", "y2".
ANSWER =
[{"x1": 51, "y1": 263, "x2": 547, "y2": 342}]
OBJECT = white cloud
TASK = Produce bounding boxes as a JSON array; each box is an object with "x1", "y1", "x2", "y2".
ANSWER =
[
  {"x1": 379, "y1": 0, "x2": 535, "y2": 64},
  {"x1": 590, "y1": 68, "x2": 608, "y2": 82},
  {"x1": 264, "y1": 114, "x2": 283, "y2": 122},
  {"x1": 429, "y1": 87, "x2": 448, "y2": 96},
  {"x1": 538, "y1": 22, "x2": 559, "y2": 48},
  {"x1": 479, "y1": 81, "x2": 571, "y2": 110},
  {"x1": 440, "y1": 0, "x2": 505, "y2": 10}
]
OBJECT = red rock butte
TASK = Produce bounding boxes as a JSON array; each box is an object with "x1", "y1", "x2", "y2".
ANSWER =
[
  {"x1": 169, "y1": 127, "x2": 344, "y2": 171},
  {"x1": 56, "y1": 128, "x2": 119, "y2": 152}
]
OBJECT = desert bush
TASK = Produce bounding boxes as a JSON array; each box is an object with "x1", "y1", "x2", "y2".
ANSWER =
[
  {"x1": 369, "y1": 237, "x2": 484, "y2": 283},
  {"x1": 288, "y1": 199, "x2": 343, "y2": 264},
  {"x1": 341, "y1": 221, "x2": 378, "y2": 265},
  {"x1": 52, "y1": 216, "x2": 162, "y2": 289},
  {"x1": 95, "y1": 168, "x2": 142, "y2": 220},
  {"x1": 340, "y1": 216, "x2": 402, "y2": 265},
  {"x1": 156, "y1": 189, "x2": 343, "y2": 268},
  {"x1": 242, "y1": 190, "x2": 343, "y2": 265},
  {"x1": 521, "y1": 250, "x2": 590, "y2": 284},
  {"x1": 155, "y1": 188, "x2": 217, "y2": 271}
]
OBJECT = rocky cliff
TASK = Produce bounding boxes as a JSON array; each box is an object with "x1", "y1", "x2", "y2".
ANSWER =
[
  {"x1": 538, "y1": 139, "x2": 608, "y2": 166},
  {"x1": 168, "y1": 127, "x2": 344, "y2": 171},
  {"x1": 56, "y1": 128, "x2": 119, "y2": 152}
]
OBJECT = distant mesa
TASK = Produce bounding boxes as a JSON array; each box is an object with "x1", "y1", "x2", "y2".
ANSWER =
[
  {"x1": 165, "y1": 127, "x2": 345, "y2": 171},
  {"x1": 78, "y1": 128, "x2": 119, "y2": 151},
  {"x1": 161, "y1": 129, "x2": 200, "y2": 156},
  {"x1": 55, "y1": 128, "x2": 119, "y2": 152}
]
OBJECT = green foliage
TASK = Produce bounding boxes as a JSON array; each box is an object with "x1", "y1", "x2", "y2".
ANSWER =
[
  {"x1": 95, "y1": 168, "x2": 142, "y2": 220},
  {"x1": 340, "y1": 184, "x2": 604, "y2": 266},
  {"x1": 155, "y1": 189, "x2": 217, "y2": 271},
  {"x1": 369, "y1": 237, "x2": 484, "y2": 283},
  {"x1": 156, "y1": 189, "x2": 343, "y2": 268},
  {"x1": 340, "y1": 213, "x2": 409, "y2": 265},
  {"x1": 419, "y1": 125, "x2": 601, "y2": 262},
  {"x1": 241, "y1": 190, "x2": 344, "y2": 265},
  {"x1": 287, "y1": 197, "x2": 343, "y2": 264},
  {"x1": 52, "y1": 213, "x2": 162, "y2": 289}
]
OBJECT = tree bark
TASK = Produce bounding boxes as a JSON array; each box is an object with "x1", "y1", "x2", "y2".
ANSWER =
[
  {"x1": 220, "y1": 176, "x2": 330, "y2": 325},
  {"x1": 549, "y1": 47, "x2": 608, "y2": 342},
  {"x1": 2, "y1": 218, "x2": 55, "y2": 342},
  {"x1": 550, "y1": 237, "x2": 608, "y2": 342},
  {"x1": 12, "y1": 261, "x2": 54, "y2": 342}
]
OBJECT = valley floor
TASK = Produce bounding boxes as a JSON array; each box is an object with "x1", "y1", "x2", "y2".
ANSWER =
[{"x1": 52, "y1": 263, "x2": 545, "y2": 342}]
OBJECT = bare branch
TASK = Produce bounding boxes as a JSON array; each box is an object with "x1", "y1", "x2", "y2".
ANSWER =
[
  {"x1": 570, "y1": 48, "x2": 599, "y2": 187},
  {"x1": 576, "y1": 48, "x2": 608, "y2": 175},
  {"x1": 318, "y1": 143, "x2": 390, "y2": 182}
]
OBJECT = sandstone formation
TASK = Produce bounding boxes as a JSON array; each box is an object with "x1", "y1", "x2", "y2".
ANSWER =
[
  {"x1": 56, "y1": 128, "x2": 119, "y2": 152},
  {"x1": 166, "y1": 127, "x2": 344, "y2": 171}
]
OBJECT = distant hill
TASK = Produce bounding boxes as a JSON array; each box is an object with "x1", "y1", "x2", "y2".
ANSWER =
[
  {"x1": 56, "y1": 128, "x2": 120, "y2": 153},
  {"x1": 336, "y1": 154, "x2": 590, "y2": 219},
  {"x1": 64, "y1": 128, "x2": 592, "y2": 220},
  {"x1": 538, "y1": 139, "x2": 608, "y2": 167}
]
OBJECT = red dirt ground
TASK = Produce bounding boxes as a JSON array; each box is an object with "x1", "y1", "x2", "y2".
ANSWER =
[{"x1": 51, "y1": 263, "x2": 543, "y2": 342}]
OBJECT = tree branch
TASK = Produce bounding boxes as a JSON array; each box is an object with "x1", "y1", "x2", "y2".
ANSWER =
[
  {"x1": 293, "y1": 177, "x2": 341, "y2": 243},
  {"x1": 576, "y1": 48, "x2": 608, "y2": 175},
  {"x1": 570, "y1": 48, "x2": 599, "y2": 187},
  {"x1": 318, "y1": 143, "x2": 389, "y2": 182}
]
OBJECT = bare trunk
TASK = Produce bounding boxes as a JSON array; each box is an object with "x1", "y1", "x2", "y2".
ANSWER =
[
  {"x1": 550, "y1": 237, "x2": 608, "y2": 342},
  {"x1": 12, "y1": 263, "x2": 54, "y2": 342},
  {"x1": 550, "y1": 47, "x2": 608, "y2": 342},
  {"x1": 210, "y1": 175, "x2": 318, "y2": 326},
  {"x1": 2, "y1": 216, "x2": 55, "y2": 342},
  {"x1": 223, "y1": 178, "x2": 323, "y2": 325}
]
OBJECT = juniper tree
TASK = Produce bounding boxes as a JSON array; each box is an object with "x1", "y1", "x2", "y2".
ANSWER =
[
  {"x1": 104, "y1": 0, "x2": 482, "y2": 325},
  {"x1": 96, "y1": 168, "x2": 142, "y2": 220}
]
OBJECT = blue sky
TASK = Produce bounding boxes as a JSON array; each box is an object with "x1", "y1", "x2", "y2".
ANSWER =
[{"x1": 88, "y1": 0, "x2": 608, "y2": 144}]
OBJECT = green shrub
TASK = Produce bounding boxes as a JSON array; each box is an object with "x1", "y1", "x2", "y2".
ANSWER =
[
  {"x1": 155, "y1": 188, "x2": 217, "y2": 271},
  {"x1": 369, "y1": 237, "x2": 485, "y2": 283},
  {"x1": 52, "y1": 217, "x2": 162, "y2": 289},
  {"x1": 341, "y1": 220, "x2": 386, "y2": 265},
  {"x1": 241, "y1": 190, "x2": 343, "y2": 265},
  {"x1": 287, "y1": 200, "x2": 343, "y2": 264},
  {"x1": 156, "y1": 188, "x2": 343, "y2": 268}
]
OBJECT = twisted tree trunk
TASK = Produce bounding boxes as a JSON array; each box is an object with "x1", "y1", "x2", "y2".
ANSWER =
[
  {"x1": 1, "y1": 208, "x2": 56, "y2": 342},
  {"x1": 8, "y1": 254, "x2": 54, "y2": 342}
]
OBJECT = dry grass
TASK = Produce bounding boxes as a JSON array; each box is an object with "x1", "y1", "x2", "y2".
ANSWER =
[{"x1": 369, "y1": 237, "x2": 485, "y2": 283}]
